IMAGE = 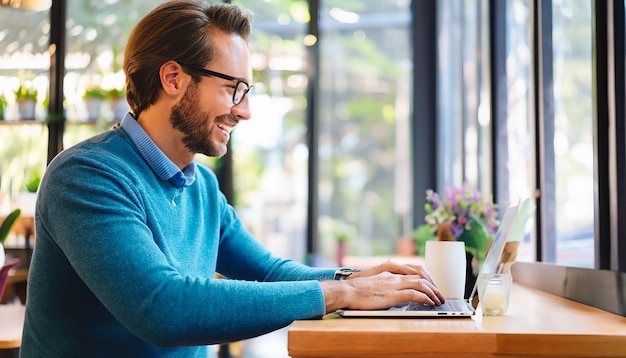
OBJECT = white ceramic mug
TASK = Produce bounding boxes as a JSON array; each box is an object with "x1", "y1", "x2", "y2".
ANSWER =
[{"x1": 424, "y1": 241, "x2": 466, "y2": 299}]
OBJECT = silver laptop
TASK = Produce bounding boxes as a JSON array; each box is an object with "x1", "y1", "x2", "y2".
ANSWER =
[{"x1": 336, "y1": 199, "x2": 529, "y2": 318}]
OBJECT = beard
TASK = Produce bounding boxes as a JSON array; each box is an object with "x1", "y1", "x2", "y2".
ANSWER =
[{"x1": 169, "y1": 81, "x2": 230, "y2": 157}]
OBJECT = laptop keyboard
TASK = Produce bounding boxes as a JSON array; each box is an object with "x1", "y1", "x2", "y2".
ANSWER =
[{"x1": 391, "y1": 300, "x2": 467, "y2": 312}]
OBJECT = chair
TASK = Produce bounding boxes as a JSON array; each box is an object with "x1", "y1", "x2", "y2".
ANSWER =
[{"x1": 0, "y1": 258, "x2": 21, "y2": 300}]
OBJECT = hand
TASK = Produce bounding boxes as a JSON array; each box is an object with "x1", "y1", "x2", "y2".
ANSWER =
[
  {"x1": 320, "y1": 261, "x2": 445, "y2": 313},
  {"x1": 349, "y1": 260, "x2": 436, "y2": 284}
]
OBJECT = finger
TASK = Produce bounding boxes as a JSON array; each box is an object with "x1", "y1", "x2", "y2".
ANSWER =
[
  {"x1": 379, "y1": 261, "x2": 424, "y2": 276},
  {"x1": 398, "y1": 276, "x2": 444, "y2": 306},
  {"x1": 399, "y1": 288, "x2": 439, "y2": 307},
  {"x1": 409, "y1": 265, "x2": 435, "y2": 284},
  {"x1": 420, "y1": 280, "x2": 444, "y2": 305},
  {"x1": 387, "y1": 262, "x2": 437, "y2": 286},
  {"x1": 417, "y1": 277, "x2": 445, "y2": 305}
]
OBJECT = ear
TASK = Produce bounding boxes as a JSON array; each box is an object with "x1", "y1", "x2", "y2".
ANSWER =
[{"x1": 159, "y1": 60, "x2": 187, "y2": 96}]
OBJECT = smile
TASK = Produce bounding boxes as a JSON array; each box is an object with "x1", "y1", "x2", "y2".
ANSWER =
[{"x1": 216, "y1": 123, "x2": 233, "y2": 134}]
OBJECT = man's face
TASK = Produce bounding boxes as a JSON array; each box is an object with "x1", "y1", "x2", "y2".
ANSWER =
[{"x1": 170, "y1": 32, "x2": 252, "y2": 157}]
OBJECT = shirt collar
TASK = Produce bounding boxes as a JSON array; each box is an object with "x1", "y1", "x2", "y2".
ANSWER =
[{"x1": 119, "y1": 114, "x2": 196, "y2": 188}]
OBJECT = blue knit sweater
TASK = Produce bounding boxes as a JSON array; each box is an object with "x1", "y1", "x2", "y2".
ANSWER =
[{"x1": 21, "y1": 119, "x2": 334, "y2": 357}]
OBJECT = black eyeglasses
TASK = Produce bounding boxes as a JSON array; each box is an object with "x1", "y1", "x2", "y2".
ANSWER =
[{"x1": 183, "y1": 66, "x2": 253, "y2": 105}]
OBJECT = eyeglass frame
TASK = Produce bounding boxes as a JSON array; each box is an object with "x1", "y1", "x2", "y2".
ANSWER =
[{"x1": 181, "y1": 65, "x2": 254, "y2": 105}]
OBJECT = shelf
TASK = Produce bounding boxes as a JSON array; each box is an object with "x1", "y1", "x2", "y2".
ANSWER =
[{"x1": 0, "y1": 119, "x2": 46, "y2": 125}]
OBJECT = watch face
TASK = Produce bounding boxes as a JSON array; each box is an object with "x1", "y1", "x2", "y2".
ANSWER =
[{"x1": 334, "y1": 269, "x2": 359, "y2": 280}]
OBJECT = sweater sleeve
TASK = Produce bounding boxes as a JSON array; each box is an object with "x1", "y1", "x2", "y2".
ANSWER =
[
  {"x1": 32, "y1": 140, "x2": 331, "y2": 347},
  {"x1": 212, "y1": 184, "x2": 337, "y2": 283}
]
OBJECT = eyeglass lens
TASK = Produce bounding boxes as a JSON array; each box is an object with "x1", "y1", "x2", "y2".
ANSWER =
[{"x1": 234, "y1": 80, "x2": 253, "y2": 105}]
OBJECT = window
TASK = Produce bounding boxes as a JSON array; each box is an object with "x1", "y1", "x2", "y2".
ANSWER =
[
  {"x1": 439, "y1": 0, "x2": 597, "y2": 270},
  {"x1": 549, "y1": 0, "x2": 594, "y2": 268},
  {"x1": 437, "y1": 0, "x2": 493, "y2": 193},
  {"x1": 63, "y1": 1, "x2": 164, "y2": 148},
  {"x1": 502, "y1": 0, "x2": 535, "y2": 262},
  {"x1": 317, "y1": 0, "x2": 413, "y2": 262},
  {"x1": 0, "y1": 7, "x2": 50, "y2": 213},
  {"x1": 2, "y1": 0, "x2": 624, "y2": 274},
  {"x1": 231, "y1": 1, "x2": 415, "y2": 265},
  {"x1": 231, "y1": 0, "x2": 310, "y2": 262}
]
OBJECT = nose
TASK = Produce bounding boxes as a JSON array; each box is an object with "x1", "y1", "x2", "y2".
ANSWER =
[{"x1": 231, "y1": 95, "x2": 251, "y2": 120}]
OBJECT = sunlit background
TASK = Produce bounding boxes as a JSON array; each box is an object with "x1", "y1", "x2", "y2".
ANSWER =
[{"x1": 0, "y1": 0, "x2": 597, "y2": 274}]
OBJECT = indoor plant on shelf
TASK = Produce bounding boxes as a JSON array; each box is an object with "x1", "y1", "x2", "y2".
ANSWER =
[
  {"x1": 15, "y1": 84, "x2": 38, "y2": 120},
  {"x1": 106, "y1": 88, "x2": 127, "y2": 122},
  {"x1": 84, "y1": 87, "x2": 106, "y2": 122},
  {"x1": 414, "y1": 187, "x2": 499, "y2": 296}
]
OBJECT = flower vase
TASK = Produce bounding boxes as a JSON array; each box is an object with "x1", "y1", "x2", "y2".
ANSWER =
[
  {"x1": 424, "y1": 240, "x2": 467, "y2": 299},
  {"x1": 18, "y1": 99, "x2": 36, "y2": 120},
  {"x1": 111, "y1": 97, "x2": 129, "y2": 122},
  {"x1": 85, "y1": 98, "x2": 103, "y2": 122},
  {"x1": 0, "y1": 243, "x2": 4, "y2": 266},
  {"x1": 396, "y1": 236, "x2": 416, "y2": 256}
]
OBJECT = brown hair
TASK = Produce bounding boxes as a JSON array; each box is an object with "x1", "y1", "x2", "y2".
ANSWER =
[{"x1": 123, "y1": 0, "x2": 252, "y2": 116}]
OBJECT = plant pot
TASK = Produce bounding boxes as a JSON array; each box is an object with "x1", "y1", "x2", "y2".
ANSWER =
[
  {"x1": 18, "y1": 99, "x2": 36, "y2": 120},
  {"x1": 85, "y1": 98, "x2": 103, "y2": 122},
  {"x1": 424, "y1": 241, "x2": 467, "y2": 299},
  {"x1": 396, "y1": 236, "x2": 415, "y2": 256},
  {"x1": 110, "y1": 97, "x2": 128, "y2": 121}
]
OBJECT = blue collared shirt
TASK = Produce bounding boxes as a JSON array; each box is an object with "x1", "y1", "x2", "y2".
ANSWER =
[{"x1": 119, "y1": 114, "x2": 196, "y2": 189}]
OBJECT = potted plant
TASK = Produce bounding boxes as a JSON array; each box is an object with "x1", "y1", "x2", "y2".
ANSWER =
[
  {"x1": 319, "y1": 217, "x2": 357, "y2": 266},
  {"x1": 106, "y1": 88, "x2": 127, "y2": 122},
  {"x1": 0, "y1": 209, "x2": 21, "y2": 265},
  {"x1": 15, "y1": 84, "x2": 38, "y2": 120},
  {"x1": 414, "y1": 187, "x2": 499, "y2": 297},
  {"x1": 16, "y1": 169, "x2": 42, "y2": 219},
  {"x1": 84, "y1": 87, "x2": 106, "y2": 122}
]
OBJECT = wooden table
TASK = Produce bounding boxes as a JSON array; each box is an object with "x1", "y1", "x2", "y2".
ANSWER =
[
  {"x1": 0, "y1": 304, "x2": 25, "y2": 350},
  {"x1": 288, "y1": 283, "x2": 626, "y2": 357}
]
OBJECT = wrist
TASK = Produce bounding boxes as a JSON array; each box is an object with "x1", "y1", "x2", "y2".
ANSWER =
[{"x1": 320, "y1": 280, "x2": 352, "y2": 313}]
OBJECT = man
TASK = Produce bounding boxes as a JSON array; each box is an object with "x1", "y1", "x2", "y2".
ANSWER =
[{"x1": 21, "y1": 1, "x2": 444, "y2": 356}]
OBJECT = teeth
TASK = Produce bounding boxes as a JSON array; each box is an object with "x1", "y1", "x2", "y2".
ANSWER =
[{"x1": 217, "y1": 124, "x2": 232, "y2": 133}]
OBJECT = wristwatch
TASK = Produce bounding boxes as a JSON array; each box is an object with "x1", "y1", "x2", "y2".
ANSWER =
[{"x1": 333, "y1": 268, "x2": 360, "y2": 280}]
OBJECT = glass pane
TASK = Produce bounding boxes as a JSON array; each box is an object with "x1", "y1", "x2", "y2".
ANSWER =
[
  {"x1": 504, "y1": 0, "x2": 535, "y2": 261},
  {"x1": 551, "y1": 0, "x2": 594, "y2": 268},
  {"x1": 231, "y1": 0, "x2": 309, "y2": 262},
  {"x1": 318, "y1": 0, "x2": 412, "y2": 263},
  {"x1": 0, "y1": 7, "x2": 50, "y2": 225},
  {"x1": 437, "y1": 0, "x2": 493, "y2": 191}
]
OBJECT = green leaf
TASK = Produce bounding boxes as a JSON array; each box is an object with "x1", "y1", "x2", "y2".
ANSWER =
[
  {"x1": 26, "y1": 175, "x2": 41, "y2": 193},
  {"x1": 458, "y1": 216, "x2": 492, "y2": 264},
  {"x1": 0, "y1": 209, "x2": 21, "y2": 244},
  {"x1": 413, "y1": 224, "x2": 436, "y2": 256}
]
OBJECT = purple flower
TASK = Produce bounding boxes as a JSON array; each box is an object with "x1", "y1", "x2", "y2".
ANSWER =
[{"x1": 423, "y1": 187, "x2": 499, "y2": 238}]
